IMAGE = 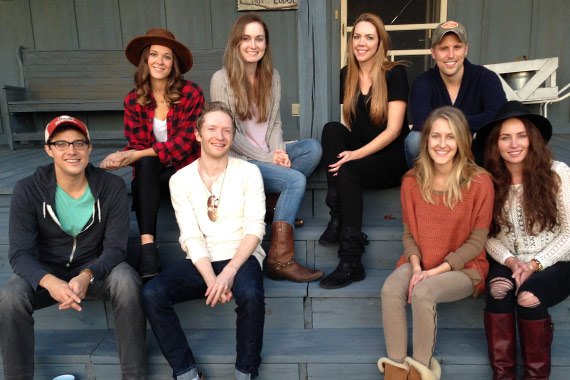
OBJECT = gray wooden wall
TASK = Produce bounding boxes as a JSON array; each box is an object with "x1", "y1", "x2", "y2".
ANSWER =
[
  {"x1": 1, "y1": 0, "x2": 569, "y2": 146},
  {"x1": 0, "y1": 0, "x2": 299, "y2": 144}
]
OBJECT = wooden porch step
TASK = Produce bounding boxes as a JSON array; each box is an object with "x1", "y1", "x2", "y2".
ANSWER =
[{"x1": 2, "y1": 328, "x2": 570, "y2": 379}]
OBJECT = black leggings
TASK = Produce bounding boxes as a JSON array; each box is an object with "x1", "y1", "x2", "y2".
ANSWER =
[
  {"x1": 321, "y1": 122, "x2": 408, "y2": 230},
  {"x1": 131, "y1": 156, "x2": 176, "y2": 237},
  {"x1": 485, "y1": 257, "x2": 570, "y2": 320}
]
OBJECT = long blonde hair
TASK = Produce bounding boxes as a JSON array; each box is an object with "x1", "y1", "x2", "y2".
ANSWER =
[
  {"x1": 134, "y1": 46, "x2": 184, "y2": 107},
  {"x1": 414, "y1": 107, "x2": 487, "y2": 208},
  {"x1": 223, "y1": 13, "x2": 273, "y2": 122},
  {"x1": 342, "y1": 13, "x2": 401, "y2": 130}
]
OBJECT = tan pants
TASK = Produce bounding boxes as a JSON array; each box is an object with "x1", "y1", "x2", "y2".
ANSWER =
[{"x1": 381, "y1": 263, "x2": 474, "y2": 366}]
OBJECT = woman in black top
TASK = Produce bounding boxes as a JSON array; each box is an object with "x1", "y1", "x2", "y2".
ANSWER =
[{"x1": 319, "y1": 13, "x2": 409, "y2": 289}]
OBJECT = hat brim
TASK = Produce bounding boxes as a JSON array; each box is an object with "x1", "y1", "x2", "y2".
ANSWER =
[
  {"x1": 475, "y1": 111, "x2": 552, "y2": 150},
  {"x1": 125, "y1": 36, "x2": 193, "y2": 73}
]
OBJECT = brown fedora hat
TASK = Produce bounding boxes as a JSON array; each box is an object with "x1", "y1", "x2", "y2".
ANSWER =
[{"x1": 125, "y1": 28, "x2": 193, "y2": 73}]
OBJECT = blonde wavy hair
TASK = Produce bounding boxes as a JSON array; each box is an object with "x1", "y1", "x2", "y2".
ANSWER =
[
  {"x1": 414, "y1": 106, "x2": 487, "y2": 208},
  {"x1": 223, "y1": 13, "x2": 273, "y2": 122},
  {"x1": 342, "y1": 13, "x2": 402, "y2": 130}
]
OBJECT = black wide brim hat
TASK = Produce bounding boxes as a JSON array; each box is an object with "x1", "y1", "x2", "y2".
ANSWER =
[
  {"x1": 474, "y1": 100, "x2": 552, "y2": 149},
  {"x1": 125, "y1": 28, "x2": 193, "y2": 73}
]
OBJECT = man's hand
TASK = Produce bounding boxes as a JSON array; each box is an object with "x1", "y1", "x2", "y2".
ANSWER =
[
  {"x1": 205, "y1": 266, "x2": 237, "y2": 307},
  {"x1": 39, "y1": 274, "x2": 83, "y2": 312},
  {"x1": 67, "y1": 272, "x2": 91, "y2": 301}
]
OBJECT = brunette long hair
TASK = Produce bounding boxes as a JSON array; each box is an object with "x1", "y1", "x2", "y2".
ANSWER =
[
  {"x1": 342, "y1": 13, "x2": 402, "y2": 130},
  {"x1": 485, "y1": 118, "x2": 559, "y2": 236},
  {"x1": 223, "y1": 13, "x2": 273, "y2": 122},
  {"x1": 134, "y1": 46, "x2": 184, "y2": 107},
  {"x1": 414, "y1": 107, "x2": 487, "y2": 208}
]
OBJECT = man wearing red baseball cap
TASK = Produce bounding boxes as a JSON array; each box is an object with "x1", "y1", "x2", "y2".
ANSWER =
[{"x1": 0, "y1": 115, "x2": 147, "y2": 379}]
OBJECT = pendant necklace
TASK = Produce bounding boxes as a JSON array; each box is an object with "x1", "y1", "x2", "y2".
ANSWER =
[{"x1": 198, "y1": 159, "x2": 227, "y2": 222}]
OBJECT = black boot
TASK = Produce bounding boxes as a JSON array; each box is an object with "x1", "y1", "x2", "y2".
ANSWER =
[
  {"x1": 319, "y1": 188, "x2": 340, "y2": 246},
  {"x1": 138, "y1": 242, "x2": 160, "y2": 280},
  {"x1": 319, "y1": 226, "x2": 367, "y2": 289}
]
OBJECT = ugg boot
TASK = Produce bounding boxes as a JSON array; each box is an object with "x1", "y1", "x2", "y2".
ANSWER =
[
  {"x1": 319, "y1": 225, "x2": 367, "y2": 289},
  {"x1": 518, "y1": 317, "x2": 554, "y2": 380},
  {"x1": 267, "y1": 221, "x2": 324, "y2": 282},
  {"x1": 406, "y1": 357, "x2": 441, "y2": 380},
  {"x1": 484, "y1": 311, "x2": 516, "y2": 379},
  {"x1": 138, "y1": 242, "x2": 160, "y2": 280},
  {"x1": 377, "y1": 357, "x2": 409, "y2": 380},
  {"x1": 318, "y1": 188, "x2": 340, "y2": 246}
]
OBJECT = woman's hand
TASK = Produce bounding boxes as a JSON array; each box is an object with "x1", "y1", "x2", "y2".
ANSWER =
[
  {"x1": 408, "y1": 268, "x2": 431, "y2": 303},
  {"x1": 273, "y1": 149, "x2": 291, "y2": 168},
  {"x1": 328, "y1": 150, "x2": 359, "y2": 176},
  {"x1": 100, "y1": 151, "x2": 126, "y2": 170}
]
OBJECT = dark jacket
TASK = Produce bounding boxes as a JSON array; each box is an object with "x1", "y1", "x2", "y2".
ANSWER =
[
  {"x1": 410, "y1": 59, "x2": 507, "y2": 133},
  {"x1": 9, "y1": 163, "x2": 129, "y2": 289}
]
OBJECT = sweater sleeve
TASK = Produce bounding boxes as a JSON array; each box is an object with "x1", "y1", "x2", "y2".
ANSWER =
[
  {"x1": 444, "y1": 174, "x2": 494, "y2": 270},
  {"x1": 401, "y1": 173, "x2": 421, "y2": 261},
  {"x1": 465, "y1": 68, "x2": 507, "y2": 133},
  {"x1": 169, "y1": 169, "x2": 210, "y2": 263},
  {"x1": 242, "y1": 164, "x2": 266, "y2": 240},
  {"x1": 86, "y1": 176, "x2": 129, "y2": 281},
  {"x1": 265, "y1": 71, "x2": 287, "y2": 153},
  {"x1": 210, "y1": 69, "x2": 277, "y2": 163},
  {"x1": 409, "y1": 74, "x2": 435, "y2": 132},
  {"x1": 8, "y1": 181, "x2": 49, "y2": 290},
  {"x1": 486, "y1": 233, "x2": 515, "y2": 265},
  {"x1": 533, "y1": 162, "x2": 570, "y2": 268}
]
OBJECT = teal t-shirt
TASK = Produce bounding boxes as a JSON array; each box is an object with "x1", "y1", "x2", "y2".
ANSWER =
[{"x1": 55, "y1": 185, "x2": 95, "y2": 236}]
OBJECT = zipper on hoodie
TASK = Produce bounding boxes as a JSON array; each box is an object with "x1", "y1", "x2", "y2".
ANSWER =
[{"x1": 45, "y1": 200, "x2": 99, "y2": 266}]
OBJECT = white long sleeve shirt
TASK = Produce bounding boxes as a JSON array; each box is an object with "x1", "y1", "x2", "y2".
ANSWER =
[
  {"x1": 169, "y1": 157, "x2": 266, "y2": 267},
  {"x1": 486, "y1": 160, "x2": 570, "y2": 269}
]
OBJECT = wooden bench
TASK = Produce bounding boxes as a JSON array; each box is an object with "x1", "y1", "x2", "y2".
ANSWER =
[{"x1": 0, "y1": 46, "x2": 224, "y2": 149}]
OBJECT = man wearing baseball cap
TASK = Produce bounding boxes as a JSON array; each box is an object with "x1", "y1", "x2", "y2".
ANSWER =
[
  {"x1": 404, "y1": 20, "x2": 507, "y2": 166},
  {"x1": 0, "y1": 115, "x2": 147, "y2": 379}
]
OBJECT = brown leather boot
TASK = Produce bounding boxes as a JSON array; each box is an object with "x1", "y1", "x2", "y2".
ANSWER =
[{"x1": 267, "y1": 221, "x2": 324, "y2": 282}]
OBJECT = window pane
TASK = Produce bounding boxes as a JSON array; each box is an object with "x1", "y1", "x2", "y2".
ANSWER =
[{"x1": 348, "y1": 0, "x2": 439, "y2": 26}]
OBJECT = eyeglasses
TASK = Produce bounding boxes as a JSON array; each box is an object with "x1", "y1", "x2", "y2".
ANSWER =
[
  {"x1": 48, "y1": 140, "x2": 90, "y2": 151},
  {"x1": 207, "y1": 195, "x2": 219, "y2": 222}
]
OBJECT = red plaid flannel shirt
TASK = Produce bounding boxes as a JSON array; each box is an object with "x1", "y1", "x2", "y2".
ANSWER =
[{"x1": 123, "y1": 80, "x2": 204, "y2": 173}]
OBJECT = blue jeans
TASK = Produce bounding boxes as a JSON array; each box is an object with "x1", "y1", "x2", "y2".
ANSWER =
[
  {"x1": 404, "y1": 131, "x2": 421, "y2": 168},
  {"x1": 250, "y1": 139, "x2": 322, "y2": 226},
  {"x1": 143, "y1": 256, "x2": 265, "y2": 379},
  {"x1": 0, "y1": 262, "x2": 147, "y2": 380}
]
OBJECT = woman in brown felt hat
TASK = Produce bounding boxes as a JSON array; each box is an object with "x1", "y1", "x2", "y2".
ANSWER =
[
  {"x1": 477, "y1": 101, "x2": 570, "y2": 380},
  {"x1": 101, "y1": 28, "x2": 205, "y2": 280}
]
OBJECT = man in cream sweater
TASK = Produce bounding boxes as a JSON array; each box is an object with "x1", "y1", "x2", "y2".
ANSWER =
[{"x1": 143, "y1": 102, "x2": 266, "y2": 380}]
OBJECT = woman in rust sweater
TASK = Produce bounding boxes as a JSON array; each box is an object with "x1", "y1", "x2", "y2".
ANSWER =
[{"x1": 377, "y1": 107, "x2": 494, "y2": 380}]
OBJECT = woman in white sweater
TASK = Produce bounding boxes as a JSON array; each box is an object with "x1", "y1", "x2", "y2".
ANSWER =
[
  {"x1": 211, "y1": 13, "x2": 323, "y2": 282},
  {"x1": 476, "y1": 101, "x2": 570, "y2": 380}
]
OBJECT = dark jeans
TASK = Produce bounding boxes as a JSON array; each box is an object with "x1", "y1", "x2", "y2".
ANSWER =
[
  {"x1": 485, "y1": 258, "x2": 570, "y2": 320},
  {"x1": 321, "y1": 122, "x2": 408, "y2": 230},
  {"x1": 0, "y1": 262, "x2": 147, "y2": 380},
  {"x1": 143, "y1": 256, "x2": 265, "y2": 379},
  {"x1": 132, "y1": 156, "x2": 176, "y2": 237}
]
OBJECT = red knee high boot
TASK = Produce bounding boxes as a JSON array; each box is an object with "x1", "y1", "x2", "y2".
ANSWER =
[
  {"x1": 484, "y1": 311, "x2": 516, "y2": 380},
  {"x1": 517, "y1": 317, "x2": 554, "y2": 380}
]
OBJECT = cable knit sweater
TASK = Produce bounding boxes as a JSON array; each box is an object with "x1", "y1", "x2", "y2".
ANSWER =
[
  {"x1": 486, "y1": 160, "x2": 570, "y2": 269},
  {"x1": 210, "y1": 68, "x2": 286, "y2": 163},
  {"x1": 396, "y1": 171, "x2": 494, "y2": 295}
]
